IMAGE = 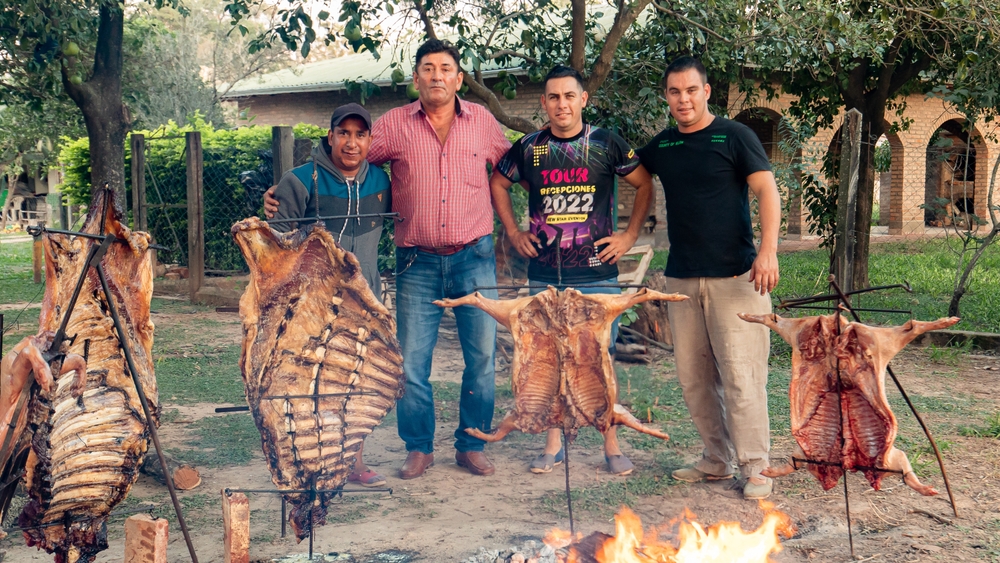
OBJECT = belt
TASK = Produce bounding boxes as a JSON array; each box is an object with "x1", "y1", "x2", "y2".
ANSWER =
[{"x1": 415, "y1": 236, "x2": 483, "y2": 256}]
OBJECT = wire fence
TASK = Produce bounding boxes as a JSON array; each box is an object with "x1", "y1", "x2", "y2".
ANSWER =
[{"x1": 142, "y1": 134, "x2": 189, "y2": 268}]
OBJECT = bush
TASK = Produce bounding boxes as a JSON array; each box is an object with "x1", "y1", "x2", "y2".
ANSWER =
[{"x1": 57, "y1": 115, "x2": 328, "y2": 271}]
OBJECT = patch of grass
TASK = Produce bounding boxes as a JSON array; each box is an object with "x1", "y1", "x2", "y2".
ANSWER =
[
  {"x1": 896, "y1": 437, "x2": 954, "y2": 477},
  {"x1": 538, "y1": 450, "x2": 686, "y2": 515},
  {"x1": 959, "y1": 411, "x2": 1000, "y2": 439},
  {"x1": 778, "y1": 239, "x2": 1000, "y2": 332},
  {"x1": 617, "y1": 364, "x2": 699, "y2": 449},
  {"x1": 926, "y1": 339, "x2": 975, "y2": 365},
  {"x1": 0, "y1": 240, "x2": 45, "y2": 305},
  {"x1": 155, "y1": 346, "x2": 246, "y2": 404},
  {"x1": 325, "y1": 497, "x2": 380, "y2": 524},
  {"x1": 174, "y1": 414, "x2": 260, "y2": 467}
]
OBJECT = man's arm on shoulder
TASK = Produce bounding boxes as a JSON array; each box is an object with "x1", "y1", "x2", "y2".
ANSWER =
[
  {"x1": 747, "y1": 170, "x2": 781, "y2": 295},
  {"x1": 483, "y1": 112, "x2": 513, "y2": 166},
  {"x1": 268, "y1": 172, "x2": 311, "y2": 232},
  {"x1": 367, "y1": 113, "x2": 397, "y2": 167},
  {"x1": 596, "y1": 164, "x2": 653, "y2": 264}
]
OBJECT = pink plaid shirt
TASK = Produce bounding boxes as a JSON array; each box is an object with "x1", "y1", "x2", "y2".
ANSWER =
[{"x1": 368, "y1": 99, "x2": 511, "y2": 248}]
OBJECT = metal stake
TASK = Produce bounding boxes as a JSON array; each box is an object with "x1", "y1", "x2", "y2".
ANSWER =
[
  {"x1": 95, "y1": 262, "x2": 199, "y2": 563},
  {"x1": 562, "y1": 428, "x2": 574, "y2": 537}
]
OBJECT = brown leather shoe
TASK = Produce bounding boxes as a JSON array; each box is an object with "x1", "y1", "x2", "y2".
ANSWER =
[
  {"x1": 456, "y1": 450, "x2": 495, "y2": 476},
  {"x1": 399, "y1": 451, "x2": 434, "y2": 480}
]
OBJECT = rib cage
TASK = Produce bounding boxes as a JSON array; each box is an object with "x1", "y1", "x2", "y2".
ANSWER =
[
  {"x1": 233, "y1": 218, "x2": 404, "y2": 540},
  {"x1": 21, "y1": 188, "x2": 156, "y2": 563},
  {"x1": 435, "y1": 288, "x2": 687, "y2": 443}
]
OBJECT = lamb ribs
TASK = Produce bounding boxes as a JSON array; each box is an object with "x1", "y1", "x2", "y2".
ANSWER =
[
  {"x1": 3, "y1": 188, "x2": 158, "y2": 563},
  {"x1": 739, "y1": 313, "x2": 959, "y2": 496},
  {"x1": 233, "y1": 218, "x2": 404, "y2": 541},
  {"x1": 435, "y1": 287, "x2": 686, "y2": 443}
]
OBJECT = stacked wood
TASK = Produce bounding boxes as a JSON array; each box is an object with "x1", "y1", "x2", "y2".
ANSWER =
[{"x1": 630, "y1": 272, "x2": 674, "y2": 348}]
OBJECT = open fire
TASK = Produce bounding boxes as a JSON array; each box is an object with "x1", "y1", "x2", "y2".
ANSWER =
[{"x1": 543, "y1": 503, "x2": 795, "y2": 563}]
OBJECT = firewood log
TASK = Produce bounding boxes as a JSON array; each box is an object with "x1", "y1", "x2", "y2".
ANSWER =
[{"x1": 140, "y1": 453, "x2": 202, "y2": 490}]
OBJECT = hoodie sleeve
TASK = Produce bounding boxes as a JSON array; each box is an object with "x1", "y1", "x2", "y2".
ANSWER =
[{"x1": 271, "y1": 169, "x2": 311, "y2": 233}]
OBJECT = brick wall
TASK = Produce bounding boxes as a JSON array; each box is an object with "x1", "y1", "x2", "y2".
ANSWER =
[{"x1": 727, "y1": 83, "x2": 1000, "y2": 236}]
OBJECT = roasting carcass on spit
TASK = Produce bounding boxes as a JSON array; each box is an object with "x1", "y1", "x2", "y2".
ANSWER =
[
  {"x1": 9, "y1": 188, "x2": 157, "y2": 563},
  {"x1": 738, "y1": 313, "x2": 959, "y2": 496},
  {"x1": 434, "y1": 287, "x2": 687, "y2": 442},
  {"x1": 0, "y1": 334, "x2": 86, "y2": 537},
  {"x1": 233, "y1": 218, "x2": 404, "y2": 541}
]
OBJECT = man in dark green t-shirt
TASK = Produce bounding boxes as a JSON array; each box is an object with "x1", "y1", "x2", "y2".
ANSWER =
[{"x1": 636, "y1": 56, "x2": 781, "y2": 500}]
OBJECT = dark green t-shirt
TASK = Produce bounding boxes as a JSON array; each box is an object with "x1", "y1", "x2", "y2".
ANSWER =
[{"x1": 638, "y1": 117, "x2": 771, "y2": 278}]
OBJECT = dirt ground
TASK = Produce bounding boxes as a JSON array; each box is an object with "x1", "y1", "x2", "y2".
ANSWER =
[{"x1": 2, "y1": 303, "x2": 1000, "y2": 563}]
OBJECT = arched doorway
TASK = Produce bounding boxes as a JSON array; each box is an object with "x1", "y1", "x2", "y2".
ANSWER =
[
  {"x1": 733, "y1": 108, "x2": 801, "y2": 236},
  {"x1": 924, "y1": 120, "x2": 986, "y2": 229}
]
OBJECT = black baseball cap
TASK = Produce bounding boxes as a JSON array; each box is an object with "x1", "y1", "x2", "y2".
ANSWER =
[{"x1": 330, "y1": 103, "x2": 372, "y2": 130}]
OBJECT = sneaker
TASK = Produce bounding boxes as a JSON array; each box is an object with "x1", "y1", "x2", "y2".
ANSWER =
[
  {"x1": 529, "y1": 449, "x2": 565, "y2": 474},
  {"x1": 671, "y1": 466, "x2": 735, "y2": 483},
  {"x1": 743, "y1": 476, "x2": 773, "y2": 500},
  {"x1": 605, "y1": 454, "x2": 635, "y2": 476}
]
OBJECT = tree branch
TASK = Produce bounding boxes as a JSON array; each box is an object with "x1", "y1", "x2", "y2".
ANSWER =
[
  {"x1": 413, "y1": 0, "x2": 438, "y2": 41},
  {"x1": 652, "y1": 0, "x2": 730, "y2": 42},
  {"x1": 462, "y1": 75, "x2": 537, "y2": 133},
  {"x1": 570, "y1": 0, "x2": 586, "y2": 71},
  {"x1": 92, "y1": 3, "x2": 124, "y2": 83},
  {"x1": 487, "y1": 49, "x2": 538, "y2": 64},
  {"x1": 585, "y1": 0, "x2": 653, "y2": 93}
]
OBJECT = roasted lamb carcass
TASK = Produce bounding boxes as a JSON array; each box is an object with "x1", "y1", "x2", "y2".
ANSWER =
[
  {"x1": 435, "y1": 287, "x2": 687, "y2": 443},
  {"x1": 739, "y1": 313, "x2": 959, "y2": 496},
  {"x1": 233, "y1": 218, "x2": 404, "y2": 541},
  {"x1": 14, "y1": 188, "x2": 157, "y2": 563},
  {"x1": 0, "y1": 334, "x2": 87, "y2": 538}
]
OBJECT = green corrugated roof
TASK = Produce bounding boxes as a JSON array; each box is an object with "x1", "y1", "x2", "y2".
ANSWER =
[{"x1": 223, "y1": 48, "x2": 517, "y2": 98}]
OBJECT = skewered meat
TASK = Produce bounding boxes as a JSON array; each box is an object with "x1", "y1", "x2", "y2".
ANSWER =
[
  {"x1": 233, "y1": 218, "x2": 404, "y2": 541},
  {"x1": 738, "y1": 313, "x2": 959, "y2": 496},
  {"x1": 0, "y1": 334, "x2": 86, "y2": 538},
  {"x1": 434, "y1": 287, "x2": 687, "y2": 443},
  {"x1": 16, "y1": 188, "x2": 156, "y2": 563}
]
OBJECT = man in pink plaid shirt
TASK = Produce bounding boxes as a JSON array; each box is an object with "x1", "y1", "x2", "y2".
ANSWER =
[
  {"x1": 372, "y1": 39, "x2": 510, "y2": 480},
  {"x1": 266, "y1": 39, "x2": 510, "y2": 480}
]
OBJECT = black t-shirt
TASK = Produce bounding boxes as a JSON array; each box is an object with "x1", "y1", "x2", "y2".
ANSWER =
[
  {"x1": 497, "y1": 125, "x2": 640, "y2": 284},
  {"x1": 638, "y1": 116, "x2": 771, "y2": 278}
]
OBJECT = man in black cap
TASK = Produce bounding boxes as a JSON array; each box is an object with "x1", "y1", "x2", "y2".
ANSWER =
[
  {"x1": 269, "y1": 102, "x2": 392, "y2": 486},
  {"x1": 270, "y1": 103, "x2": 391, "y2": 297}
]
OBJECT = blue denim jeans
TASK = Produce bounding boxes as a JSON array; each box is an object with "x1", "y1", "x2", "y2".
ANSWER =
[
  {"x1": 528, "y1": 278, "x2": 621, "y2": 352},
  {"x1": 395, "y1": 236, "x2": 498, "y2": 454}
]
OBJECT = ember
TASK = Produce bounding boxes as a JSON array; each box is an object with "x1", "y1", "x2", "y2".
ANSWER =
[{"x1": 544, "y1": 505, "x2": 795, "y2": 563}]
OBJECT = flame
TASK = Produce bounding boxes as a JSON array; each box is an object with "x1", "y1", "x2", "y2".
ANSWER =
[{"x1": 546, "y1": 502, "x2": 795, "y2": 563}]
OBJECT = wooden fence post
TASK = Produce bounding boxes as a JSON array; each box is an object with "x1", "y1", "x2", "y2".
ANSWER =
[
  {"x1": 272, "y1": 126, "x2": 294, "y2": 184},
  {"x1": 131, "y1": 134, "x2": 147, "y2": 231},
  {"x1": 186, "y1": 132, "x2": 205, "y2": 302},
  {"x1": 833, "y1": 108, "x2": 862, "y2": 293}
]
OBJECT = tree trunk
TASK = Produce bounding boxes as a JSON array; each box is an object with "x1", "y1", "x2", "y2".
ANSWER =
[
  {"x1": 62, "y1": 4, "x2": 129, "y2": 206},
  {"x1": 849, "y1": 105, "x2": 887, "y2": 290}
]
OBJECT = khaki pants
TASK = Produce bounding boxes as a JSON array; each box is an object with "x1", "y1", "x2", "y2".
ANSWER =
[{"x1": 665, "y1": 272, "x2": 772, "y2": 479}]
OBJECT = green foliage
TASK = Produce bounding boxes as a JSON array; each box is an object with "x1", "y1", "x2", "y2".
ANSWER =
[
  {"x1": 57, "y1": 116, "x2": 328, "y2": 271},
  {"x1": 874, "y1": 139, "x2": 892, "y2": 173}
]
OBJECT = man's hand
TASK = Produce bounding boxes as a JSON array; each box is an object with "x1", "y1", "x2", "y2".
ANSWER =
[
  {"x1": 263, "y1": 186, "x2": 279, "y2": 219},
  {"x1": 508, "y1": 229, "x2": 540, "y2": 258},
  {"x1": 748, "y1": 249, "x2": 779, "y2": 295},
  {"x1": 595, "y1": 231, "x2": 638, "y2": 265}
]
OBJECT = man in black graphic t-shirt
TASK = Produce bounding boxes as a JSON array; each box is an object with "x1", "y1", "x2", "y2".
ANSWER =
[
  {"x1": 636, "y1": 56, "x2": 781, "y2": 500},
  {"x1": 491, "y1": 65, "x2": 654, "y2": 477}
]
